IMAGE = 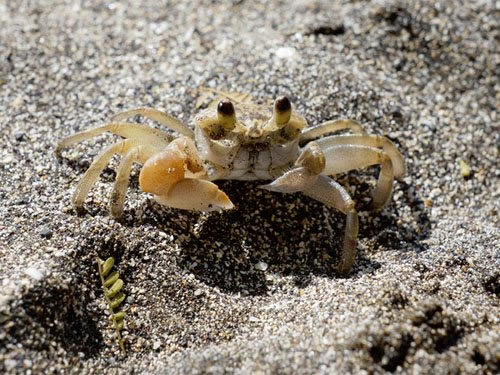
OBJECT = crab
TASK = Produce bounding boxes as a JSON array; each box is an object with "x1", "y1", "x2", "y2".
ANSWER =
[{"x1": 56, "y1": 91, "x2": 406, "y2": 274}]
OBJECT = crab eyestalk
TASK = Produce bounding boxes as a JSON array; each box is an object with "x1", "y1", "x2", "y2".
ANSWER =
[
  {"x1": 273, "y1": 96, "x2": 292, "y2": 128},
  {"x1": 217, "y1": 99, "x2": 236, "y2": 131}
]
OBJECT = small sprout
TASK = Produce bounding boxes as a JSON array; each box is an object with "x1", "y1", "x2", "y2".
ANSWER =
[
  {"x1": 459, "y1": 160, "x2": 471, "y2": 178},
  {"x1": 103, "y1": 271, "x2": 119, "y2": 287},
  {"x1": 101, "y1": 257, "x2": 115, "y2": 277},
  {"x1": 110, "y1": 293, "x2": 126, "y2": 310},
  {"x1": 113, "y1": 311, "x2": 126, "y2": 321},
  {"x1": 116, "y1": 319, "x2": 125, "y2": 331},
  {"x1": 97, "y1": 257, "x2": 126, "y2": 354},
  {"x1": 106, "y1": 278, "x2": 124, "y2": 298}
]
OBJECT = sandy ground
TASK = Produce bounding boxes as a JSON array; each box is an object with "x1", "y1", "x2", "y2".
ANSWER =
[{"x1": 0, "y1": 0, "x2": 498, "y2": 373}]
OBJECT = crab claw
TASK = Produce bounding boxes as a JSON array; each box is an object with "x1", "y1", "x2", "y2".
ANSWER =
[
  {"x1": 154, "y1": 179, "x2": 234, "y2": 211},
  {"x1": 139, "y1": 137, "x2": 234, "y2": 211},
  {"x1": 139, "y1": 149, "x2": 186, "y2": 196}
]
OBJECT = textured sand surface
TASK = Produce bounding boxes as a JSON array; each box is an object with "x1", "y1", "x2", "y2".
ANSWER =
[{"x1": 0, "y1": 0, "x2": 498, "y2": 373}]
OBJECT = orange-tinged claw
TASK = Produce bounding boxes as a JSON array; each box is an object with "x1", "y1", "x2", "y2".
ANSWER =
[
  {"x1": 154, "y1": 179, "x2": 234, "y2": 211},
  {"x1": 138, "y1": 136, "x2": 228, "y2": 211},
  {"x1": 139, "y1": 150, "x2": 185, "y2": 196}
]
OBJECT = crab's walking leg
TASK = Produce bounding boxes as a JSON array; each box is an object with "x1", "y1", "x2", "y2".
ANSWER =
[
  {"x1": 72, "y1": 139, "x2": 155, "y2": 210},
  {"x1": 110, "y1": 146, "x2": 157, "y2": 218},
  {"x1": 303, "y1": 175, "x2": 359, "y2": 274},
  {"x1": 111, "y1": 108, "x2": 194, "y2": 138},
  {"x1": 322, "y1": 145, "x2": 394, "y2": 209},
  {"x1": 300, "y1": 119, "x2": 366, "y2": 144},
  {"x1": 55, "y1": 122, "x2": 171, "y2": 156},
  {"x1": 261, "y1": 143, "x2": 359, "y2": 273},
  {"x1": 260, "y1": 142, "x2": 325, "y2": 193},
  {"x1": 315, "y1": 134, "x2": 406, "y2": 178}
]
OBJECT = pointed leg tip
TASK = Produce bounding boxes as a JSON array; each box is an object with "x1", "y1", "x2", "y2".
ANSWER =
[
  {"x1": 258, "y1": 183, "x2": 273, "y2": 191},
  {"x1": 371, "y1": 197, "x2": 389, "y2": 211},
  {"x1": 215, "y1": 191, "x2": 235, "y2": 210},
  {"x1": 73, "y1": 205, "x2": 86, "y2": 216},
  {"x1": 110, "y1": 207, "x2": 124, "y2": 220},
  {"x1": 336, "y1": 266, "x2": 352, "y2": 276},
  {"x1": 258, "y1": 182, "x2": 297, "y2": 194}
]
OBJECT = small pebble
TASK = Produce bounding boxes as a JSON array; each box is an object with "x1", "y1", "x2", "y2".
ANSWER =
[
  {"x1": 13, "y1": 197, "x2": 28, "y2": 205},
  {"x1": 0, "y1": 154, "x2": 14, "y2": 166},
  {"x1": 4, "y1": 359, "x2": 17, "y2": 371},
  {"x1": 24, "y1": 267, "x2": 44, "y2": 281},
  {"x1": 459, "y1": 160, "x2": 471, "y2": 178},
  {"x1": 40, "y1": 226, "x2": 53, "y2": 239},
  {"x1": 255, "y1": 261, "x2": 268, "y2": 271},
  {"x1": 126, "y1": 296, "x2": 135, "y2": 304},
  {"x1": 275, "y1": 47, "x2": 296, "y2": 59}
]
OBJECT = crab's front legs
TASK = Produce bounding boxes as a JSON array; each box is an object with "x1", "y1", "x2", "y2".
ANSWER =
[
  {"x1": 261, "y1": 142, "x2": 359, "y2": 274},
  {"x1": 139, "y1": 137, "x2": 234, "y2": 211}
]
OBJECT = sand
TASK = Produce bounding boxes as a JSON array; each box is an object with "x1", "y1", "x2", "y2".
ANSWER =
[{"x1": 0, "y1": 0, "x2": 498, "y2": 373}]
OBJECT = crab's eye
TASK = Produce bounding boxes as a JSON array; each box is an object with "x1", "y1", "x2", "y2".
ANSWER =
[
  {"x1": 274, "y1": 96, "x2": 291, "y2": 127},
  {"x1": 217, "y1": 99, "x2": 236, "y2": 130}
]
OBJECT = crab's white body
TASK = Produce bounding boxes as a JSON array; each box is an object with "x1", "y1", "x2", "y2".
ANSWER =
[
  {"x1": 194, "y1": 102, "x2": 304, "y2": 181},
  {"x1": 56, "y1": 90, "x2": 406, "y2": 274},
  {"x1": 204, "y1": 140, "x2": 299, "y2": 181}
]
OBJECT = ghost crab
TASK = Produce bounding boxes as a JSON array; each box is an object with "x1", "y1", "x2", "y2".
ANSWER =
[{"x1": 56, "y1": 90, "x2": 406, "y2": 274}]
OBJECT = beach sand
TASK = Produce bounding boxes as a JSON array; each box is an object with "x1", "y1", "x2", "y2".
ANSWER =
[{"x1": 0, "y1": 0, "x2": 498, "y2": 373}]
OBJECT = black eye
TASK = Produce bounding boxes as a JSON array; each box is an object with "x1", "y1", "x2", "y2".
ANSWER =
[
  {"x1": 275, "y1": 96, "x2": 291, "y2": 113},
  {"x1": 217, "y1": 99, "x2": 236, "y2": 130},
  {"x1": 217, "y1": 100, "x2": 235, "y2": 117},
  {"x1": 274, "y1": 96, "x2": 292, "y2": 126}
]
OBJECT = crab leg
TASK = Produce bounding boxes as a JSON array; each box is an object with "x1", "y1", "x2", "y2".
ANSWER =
[
  {"x1": 111, "y1": 107, "x2": 194, "y2": 138},
  {"x1": 55, "y1": 122, "x2": 171, "y2": 156},
  {"x1": 260, "y1": 141, "x2": 325, "y2": 193},
  {"x1": 300, "y1": 119, "x2": 366, "y2": 144},
  {"x1": 72, "y1": 139, "x2": 157, "y2": 209},
  {"x1": 314, "y1": 134, "x2": 406, "y2": 179},
  {"x1": 301, "y1": 175, "x2": 359, "y2": 274},
  {"x1": 322, "y1": 145, "x2": 395, "y2": 209},
  {"x1": 110, "y1": 147, "x2": 143, "y2": 218},
  {"x1": 260, "y1": 167, "x2": 318, "y2": 193}
]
